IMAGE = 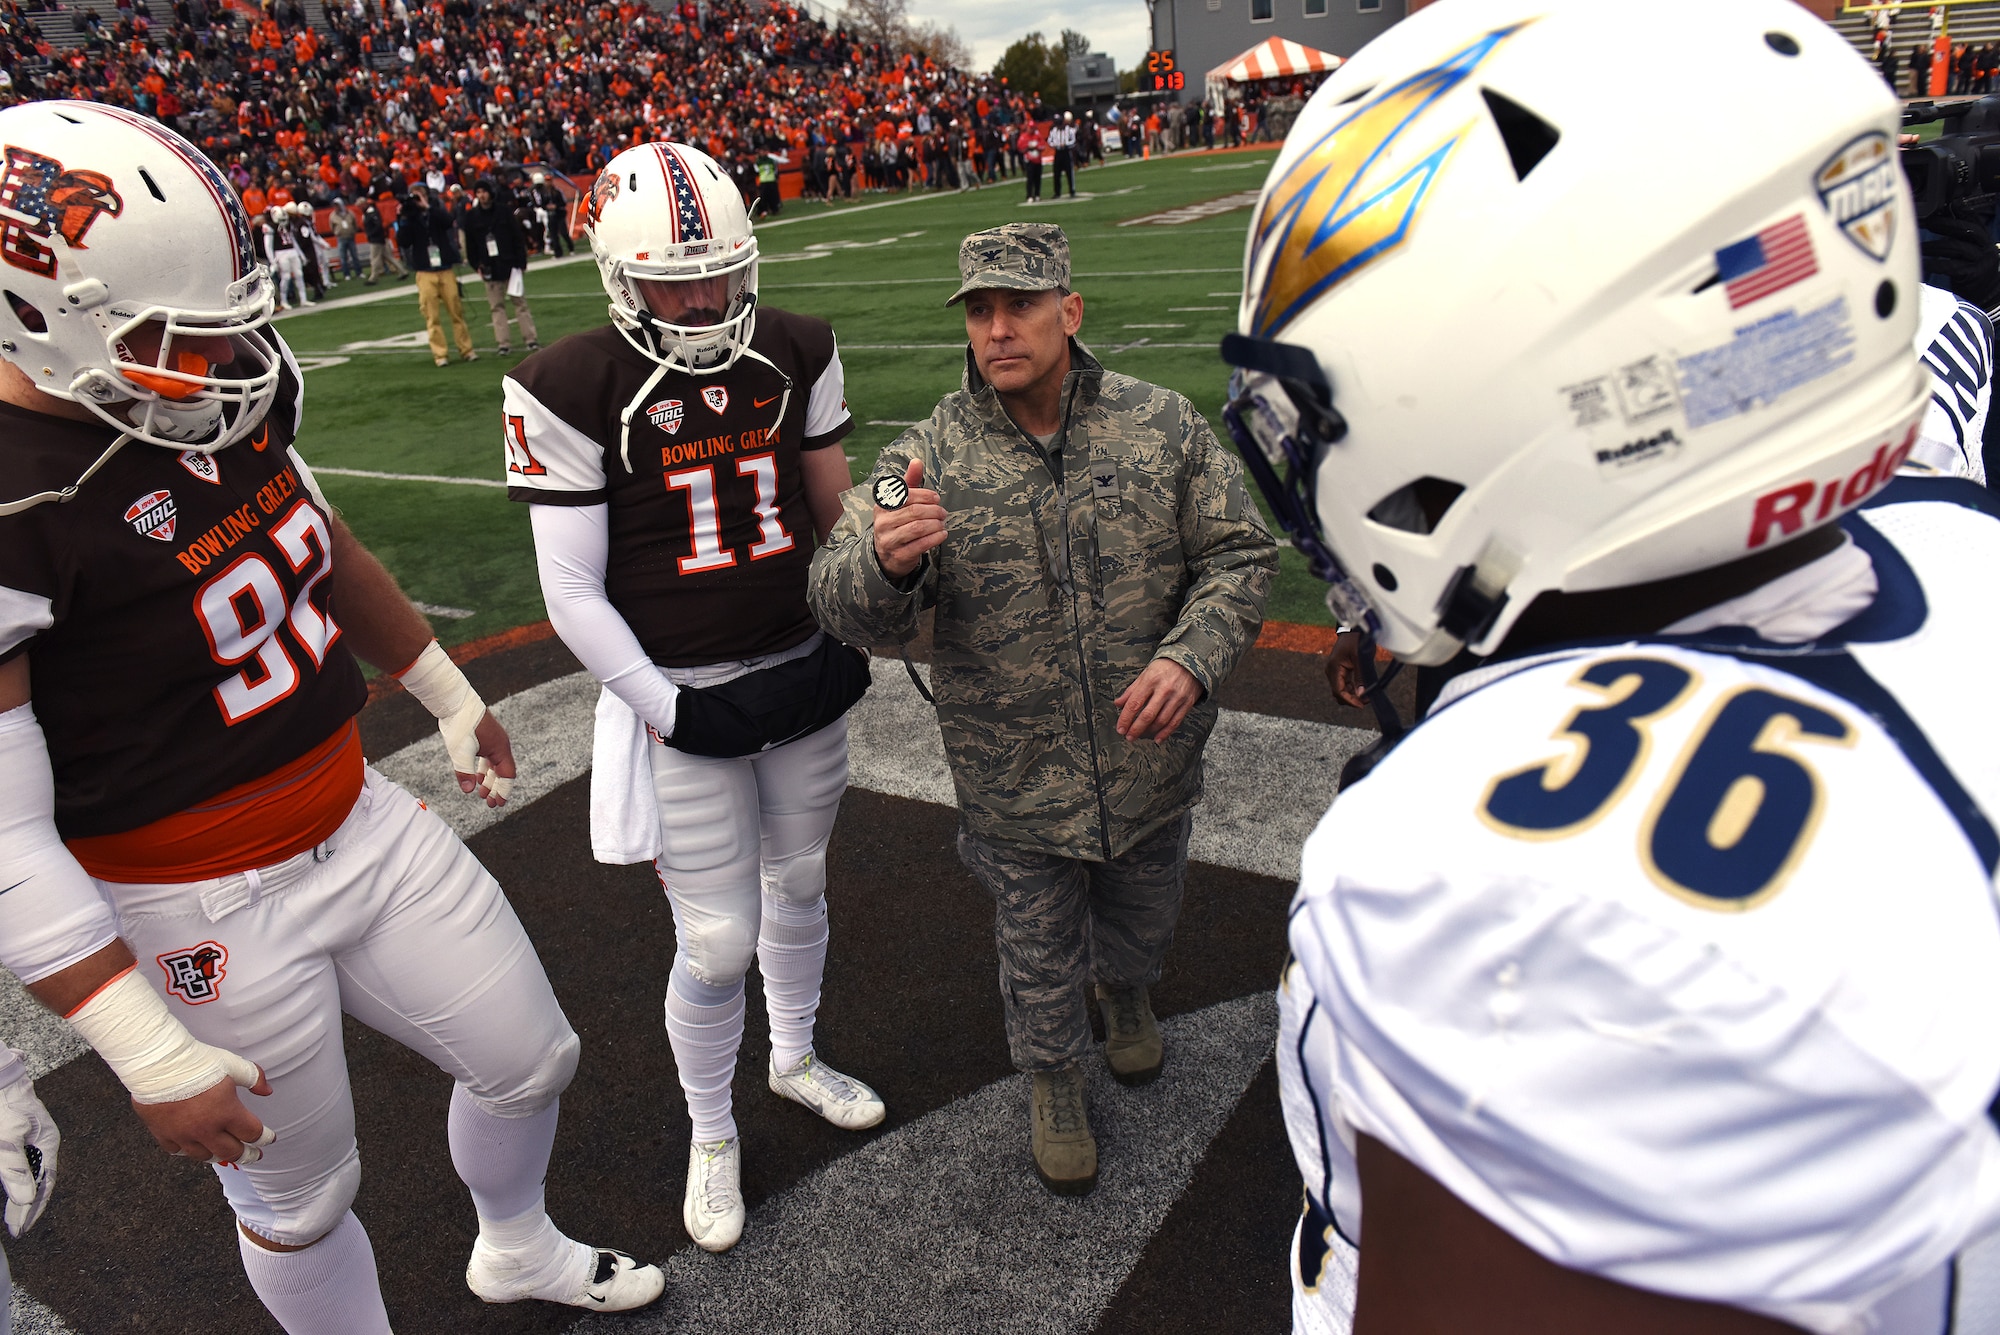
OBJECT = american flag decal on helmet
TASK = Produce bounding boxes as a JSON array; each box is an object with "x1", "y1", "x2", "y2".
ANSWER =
[
  {"x1": 82, "y1": 103, "x2": 255, "y2": 281},
  {"x1": 0, "y1": 145, "x2": 122, "y2": 278},
  {"x1": 0, "y1": 146, "x2": 67, "y2": 277},
  {"x1": 656, "y1": 144, "x2": 710, "y2": 245}
]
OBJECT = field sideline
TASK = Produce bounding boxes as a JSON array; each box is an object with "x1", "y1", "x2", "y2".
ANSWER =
[{"x1": 272, "y1": 147, "x2": 1322, "y2": 651}]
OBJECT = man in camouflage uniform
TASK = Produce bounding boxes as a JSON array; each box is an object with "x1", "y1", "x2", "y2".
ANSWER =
[{"x1": 807, "y1": 223, "x2": 1277, "y2": 1195}]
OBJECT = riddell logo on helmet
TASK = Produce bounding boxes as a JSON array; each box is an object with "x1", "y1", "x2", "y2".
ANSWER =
[{"x1": 1746, "y1": 425, "x2": 1917, "y2": 549}]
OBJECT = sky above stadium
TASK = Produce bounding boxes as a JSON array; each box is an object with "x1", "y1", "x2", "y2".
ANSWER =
[{"x1": 909, "y1": 0, "x2": 1154, "y2": 74}]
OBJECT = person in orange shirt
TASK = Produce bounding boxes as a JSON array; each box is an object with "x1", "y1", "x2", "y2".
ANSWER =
[{"x1": 240, "y1": 183, "x2": 266, "y2": 218}]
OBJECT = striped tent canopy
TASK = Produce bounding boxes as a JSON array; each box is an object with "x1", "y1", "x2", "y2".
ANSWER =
[{"x1": 1209, "y1": 36, "x2": 1344, "y2": 84}]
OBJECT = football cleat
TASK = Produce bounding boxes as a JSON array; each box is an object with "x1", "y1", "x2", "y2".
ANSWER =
[
  {"x1": 466, "y1": 1237, "x2": 665, "y2": 1312},
  {"x1": 684, "y1": 1137, "x2": 745, "y2": 1253},
  {"x1": 768, "y1": 1052, "x2": 886, "y2": 1131}
]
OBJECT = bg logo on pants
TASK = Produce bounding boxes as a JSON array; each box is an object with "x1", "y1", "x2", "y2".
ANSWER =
[{"x1": 158, "y1": 941, "x2": 229, "y2": 1005}]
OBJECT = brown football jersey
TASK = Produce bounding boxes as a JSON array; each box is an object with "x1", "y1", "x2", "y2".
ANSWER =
[
  {"x1": 0, "y1": 361, "x2": 367, "y2": 838},
  {"x1": 503, "y1": 307, "x2": 854, "y2": 667}
]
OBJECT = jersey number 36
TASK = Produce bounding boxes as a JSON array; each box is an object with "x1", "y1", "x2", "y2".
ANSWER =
[{"x1": 1478, "y1": 657, "x2": 1855, "y2": 910}]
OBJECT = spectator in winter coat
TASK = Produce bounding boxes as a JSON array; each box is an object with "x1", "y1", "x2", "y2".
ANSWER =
[
  {"x1": 397, "y1": 183, "x2": 477, "y2": 366},
  {"x1": 461, "y1": 179, "x2": 538, "y2": 355},
  {"x1": 363, "y1": 195, "x2": 407, "y2": 284}
]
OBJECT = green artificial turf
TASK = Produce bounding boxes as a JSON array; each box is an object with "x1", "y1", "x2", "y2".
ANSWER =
[{"x1": 279, "y1": 147, "x2": 1334, "y2": 647}]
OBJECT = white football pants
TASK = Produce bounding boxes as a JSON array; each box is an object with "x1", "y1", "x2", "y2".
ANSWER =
[
  {"x1": 647, "y1": 715, "x2": 849, "y2": 987},
  {"x1": 100, "y1": 767, "x2": 579, "y2": 1248},
  {"x1": 274, "y1": 249, "x2": 307, "y2": 307}
]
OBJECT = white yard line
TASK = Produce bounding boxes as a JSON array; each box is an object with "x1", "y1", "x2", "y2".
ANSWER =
[{"x1": 313, "y1": 465, "x2": 504, "y2": 488}]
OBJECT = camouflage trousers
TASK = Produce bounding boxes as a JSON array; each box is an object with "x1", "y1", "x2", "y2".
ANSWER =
[{"x1": 956, "y1": 814, "x2": 1191, "y2": 1073}]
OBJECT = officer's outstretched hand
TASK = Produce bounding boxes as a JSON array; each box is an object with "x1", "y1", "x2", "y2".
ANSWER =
[{"x1": 873, "y1": 458, "x2": 947, "y2": 580}]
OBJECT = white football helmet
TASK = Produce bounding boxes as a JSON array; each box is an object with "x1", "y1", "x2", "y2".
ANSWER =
[
  {"x1": 0, "y1": 100, "x2": 278, "y2": 466},
  {"x1": 585, "y1": 140, "x2": 758, "y2": 374},
  {"x1": 1223, "y1": 0, "x2": 1926, "y2": 665}
]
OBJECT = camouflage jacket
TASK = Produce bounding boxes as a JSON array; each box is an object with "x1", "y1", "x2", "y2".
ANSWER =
[{"x1": 807, "y1": 341, "x2": 1277, "y2": 861}]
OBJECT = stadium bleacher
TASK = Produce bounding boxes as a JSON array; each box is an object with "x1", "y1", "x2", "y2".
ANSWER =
[{"x1": 0, "y1": 0, "x2": 1050, "y2": 223}]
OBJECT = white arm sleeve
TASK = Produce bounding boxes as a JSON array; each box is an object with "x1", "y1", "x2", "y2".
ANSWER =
[
  {"x1": 529, "y1": 503, "x2": 680, "y2": 737},
  {"x1": 803, "y1": 338, "x2": 852, "y2": 446},
  {"x1": 0, "y1": 706, "x2": 120, "y2": 986}
]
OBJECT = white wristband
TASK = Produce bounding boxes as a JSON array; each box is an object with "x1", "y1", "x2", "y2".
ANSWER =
[
  {"x1": 66, "y1": 968, "x2": 261, "y2": 1106},
  {"x1": 396, "y1": 641, "x2": 509, "y2": 799}
]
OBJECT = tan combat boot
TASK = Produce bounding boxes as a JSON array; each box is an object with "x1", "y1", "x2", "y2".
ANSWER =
[
  {"x1": 1096, "y1": 983, "x2": 1163, "y2": 1085},
  {"x1": 1030, "y1": 1064, "x2": 1098, "y2": 1196}
]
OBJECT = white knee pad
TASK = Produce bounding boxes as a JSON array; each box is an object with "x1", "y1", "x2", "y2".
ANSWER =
[
  {"x1": 762, "y1": 850, "x2": 829, "y2": 910},
  {"x1": 230, "y1": 1151, "x2": 361, "y2": 1249},
  {"x1": 678, "y1": 911, "x2": 758, "y2": 986},
  {"x1": 465, "y1": 1026, "x2": 579, "y2": 1120}
]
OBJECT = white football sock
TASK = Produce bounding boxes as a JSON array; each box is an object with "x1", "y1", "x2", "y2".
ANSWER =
[
  {"x1": 447, "y1": 1082, "x2": 560, "y2": 1222},
  {"x1": 237, "y1": 1211, "x2": 392, "y2": 1335},
  {"x1": 757, "y1": 892, "x2": 829, "y2": 1072},
  {"x1": 665, "y1": 953, "x2": 746, "y2": 1144}
]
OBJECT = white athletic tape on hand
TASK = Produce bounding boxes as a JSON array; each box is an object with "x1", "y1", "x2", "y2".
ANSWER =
[
  {"x1": 476, "y1": 756, "x2": 512, "y2": 803},
  {"x1": 66, "y1": 968, "x2": 264, "y2": 1105},
  {"x1": 204, "y1": 1124, "x2": 277, "y2": 1168},
  {"x1": 396, "y1": 640, "x2": 488, "y2": 777}
]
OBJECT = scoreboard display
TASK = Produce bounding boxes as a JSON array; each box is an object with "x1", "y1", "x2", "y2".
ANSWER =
[{"x1": 1146, "y1": 49, "x2": 1186, "y2": 92}]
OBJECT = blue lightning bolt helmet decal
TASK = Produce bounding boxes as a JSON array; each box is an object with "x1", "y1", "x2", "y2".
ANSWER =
[{"x1": 1249, "y1": 23, "x2": 1531, "y2": 339}]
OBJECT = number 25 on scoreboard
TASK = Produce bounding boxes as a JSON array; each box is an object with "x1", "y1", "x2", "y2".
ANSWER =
[{"x1": 1477, "y1": 657, "x2": 1855, "y2": 911}]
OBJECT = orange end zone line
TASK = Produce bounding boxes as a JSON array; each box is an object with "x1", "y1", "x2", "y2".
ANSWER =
[
  {"x1": 1254, "y1": 620, "x2": 1338, "y2": 655},
  {"x1": 368, "y1": 616, "x2": 1341, "y2": 707},
  {"x1": 365, "y1": 621, "x2": 559, "y2": 704}
]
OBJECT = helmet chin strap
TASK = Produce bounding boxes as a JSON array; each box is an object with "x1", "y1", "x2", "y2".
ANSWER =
[
  {"x1": 616, "y1": 296, "x2": 778, "y2": 475},
  {"x1": 0, "y1": 430, "x2": 133, "y2": 516}
]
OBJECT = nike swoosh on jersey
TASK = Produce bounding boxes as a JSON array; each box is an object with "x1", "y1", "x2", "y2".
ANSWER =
[{"x1": 754, "y1": 395, "x2": 779, "y2": 408}]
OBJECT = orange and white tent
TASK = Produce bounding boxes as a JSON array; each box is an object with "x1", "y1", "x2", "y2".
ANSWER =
[{"x1": 1206, "y1": 37, "x2": 1343, "y2": 101}]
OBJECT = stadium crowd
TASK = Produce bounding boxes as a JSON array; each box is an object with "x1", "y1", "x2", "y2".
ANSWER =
[{"x1": 0, "y1": 0, "x2": 1089, "y2": 219}]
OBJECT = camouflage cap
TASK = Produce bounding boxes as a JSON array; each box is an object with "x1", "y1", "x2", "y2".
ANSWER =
[{"x1": 945, "y1": 223, "x2": 1071, "y2": 306}]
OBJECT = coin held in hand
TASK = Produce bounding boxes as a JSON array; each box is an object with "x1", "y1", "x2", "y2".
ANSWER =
[{"x1": 872, "y1": 474, "x2": 910, "y2": 510}]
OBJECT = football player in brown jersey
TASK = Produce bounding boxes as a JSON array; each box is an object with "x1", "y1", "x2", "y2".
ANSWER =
[
  {"x1": 0, "y1": 101, "x2": 664, "y2": 1331},
  {"x1": 507, "y1": 140, "x2": 884, "y2": 1254}
]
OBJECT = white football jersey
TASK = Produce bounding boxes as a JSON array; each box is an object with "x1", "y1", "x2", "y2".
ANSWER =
[
  {"x1": 1284, "y1": 483, "x2": 2000, "y2": 1335},
  {"x1": 1909, "y1": 283, "x2": 1993, "y2": 484}
]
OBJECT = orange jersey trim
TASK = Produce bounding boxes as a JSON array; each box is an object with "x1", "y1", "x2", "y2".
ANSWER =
[{"x1": 68, "y1": 722, "x2": 364, "y2": 884}]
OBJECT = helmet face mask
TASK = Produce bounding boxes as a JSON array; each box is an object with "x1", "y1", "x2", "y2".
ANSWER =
[
  {"x1": 586, "y1": 141, "x2": 759, "y2": 375},
  {"x1": 0, "y1": 100, "x2": 280, "y2": 457},
  {"x1": 90, "y1": 293, "x2": 281, "y2": 450},
  {"x1": 621, "y1": 261, "x2": 757, "y2": 374},
  {"x1": 1224, "y1": 0, "x2": 1930, "y2": 665}
]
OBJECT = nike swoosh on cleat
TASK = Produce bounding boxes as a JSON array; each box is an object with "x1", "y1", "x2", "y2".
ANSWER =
[{"x1": 0, "y1": 879, "x2": 27, "y2": 896}]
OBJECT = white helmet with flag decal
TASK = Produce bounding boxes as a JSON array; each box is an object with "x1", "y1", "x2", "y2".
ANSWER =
[
  {"x1": 586, "y1": 140, "x2": 758, "y2": 375},
  {"x1": 1220, "y1": 0, "x2": 1926, "y2": 666},
  {"x1": 0, "y1": 99, "x2": 278, "y2": 476}
]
